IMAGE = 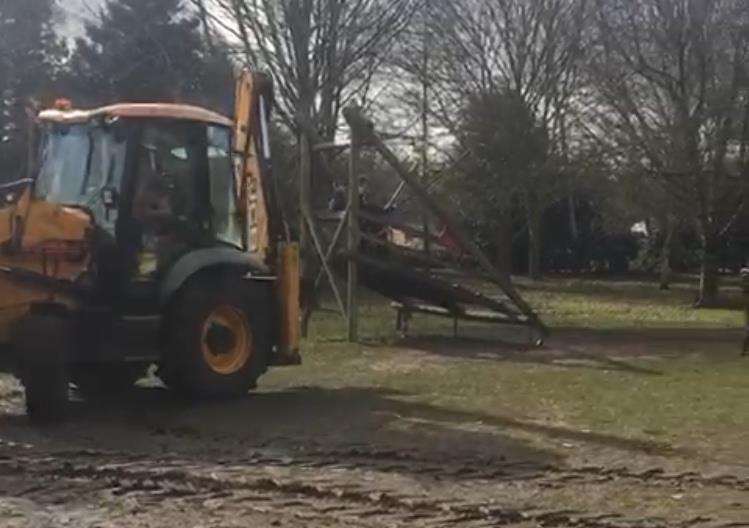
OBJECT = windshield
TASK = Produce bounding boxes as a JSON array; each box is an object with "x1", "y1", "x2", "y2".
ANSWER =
[{"x1": 35, "y1": 123, "x2": 127, "y2": 230}]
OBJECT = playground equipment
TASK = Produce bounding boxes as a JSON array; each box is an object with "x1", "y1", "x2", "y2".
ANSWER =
[{"x1": 298, "y1": 107, "x2": 548, "y2": 345}]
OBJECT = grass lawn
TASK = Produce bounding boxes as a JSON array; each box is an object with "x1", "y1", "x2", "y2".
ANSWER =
[
  {"x1": 264, "y1": 274, "x2": 749, "y2": 467},
  {"x1": 522, "y1": 274, "x2": 744, "y2": 328}
]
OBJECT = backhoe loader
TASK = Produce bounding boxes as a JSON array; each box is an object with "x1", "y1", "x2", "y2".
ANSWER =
[{"x1": 0, "y1": 71, "x2": 300, "y2": 423}]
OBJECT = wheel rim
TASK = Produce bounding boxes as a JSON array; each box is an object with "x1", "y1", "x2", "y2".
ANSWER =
[{"x1": 201, "y1": 305, "x2": 252, "y2": 375}]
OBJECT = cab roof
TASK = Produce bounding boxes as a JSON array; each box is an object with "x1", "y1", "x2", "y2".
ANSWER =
[{"x1": 38, "y1": 103, "x2": 233, "y2": 128}]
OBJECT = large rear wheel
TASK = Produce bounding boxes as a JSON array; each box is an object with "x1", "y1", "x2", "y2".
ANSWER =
[
  {"x1": 164, "y1": 277, "x2": 272, "y2": 397},
  {"x1": 24, "y1": 364, "x2": 69, "y2": 424}
]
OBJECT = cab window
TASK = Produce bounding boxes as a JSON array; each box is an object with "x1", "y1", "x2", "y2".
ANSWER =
[
  {"x1": 36, "y1": 123, "x2": 127, "y2": 233},
  {"x1": 207, "y1": 126, "x2": 242, "y2": 248}
]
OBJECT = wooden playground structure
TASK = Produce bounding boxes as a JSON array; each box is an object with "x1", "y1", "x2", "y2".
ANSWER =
[{"x1": 297, "y1": 106, "x2": 548, "y2": 345}]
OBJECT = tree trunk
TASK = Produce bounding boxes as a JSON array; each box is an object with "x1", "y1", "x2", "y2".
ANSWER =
[
  {"x1": 695, "y1": 232, "x2": 720, "y2": 307},
  {"x1": 567, "y1": 193, "x2": 580, "y2": 271},
  {"x1": 495, "y1": 212, "x2": 513, "y2": 279},
  {"x1": 658, "y1": 217, "x2": 675, "y2": 290},
  {"x1": 527, "y1": 199, "x2": 543, "y2": 280},
  {"x1": 523, "y1": 189, "x2": 543, "y2": 280}
]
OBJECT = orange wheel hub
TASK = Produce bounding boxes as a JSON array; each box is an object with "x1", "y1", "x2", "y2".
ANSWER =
[{"x1": 201, "y1": 305, "x2": 252, "y2": 375}]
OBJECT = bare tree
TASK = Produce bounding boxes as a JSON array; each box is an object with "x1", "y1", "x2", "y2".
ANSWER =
[
  {"x1": 191, "y1": 0, "x2": 215, "y2": 51},
  {"x1": 426, "y1": 0, "x2": 588, "y2": 279},
  {"x1": 205, "y1": 0, "x2": 415, "y2": 140},
  {"x1": 588, "y1": 0, "x2": 749, "y2": 305}
]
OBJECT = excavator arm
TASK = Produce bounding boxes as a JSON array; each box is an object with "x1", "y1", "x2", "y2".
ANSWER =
[
  {"x1": 234, "y1": 70, "x2": 300, "y2": 363},
  {"x1": 234, "y1": 70, "x2": 284, "y2": 263}
]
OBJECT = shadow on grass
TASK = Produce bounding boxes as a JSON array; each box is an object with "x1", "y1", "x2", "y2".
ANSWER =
[
  {"x1": 364, "y1": 324, "x2": 744, "y2": 376},
  {"x1": 0, "y1": 385, "x2": 556, "y2": 475},
  {"x1": 0, "y1": 384, "x2": 683, "y2": 473},
  {"x1": 391, "y1": 335, "x2": 665, "y2": 376}
]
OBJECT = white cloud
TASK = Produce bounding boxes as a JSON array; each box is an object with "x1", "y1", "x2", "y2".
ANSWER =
[{"x1": 56, "y1": 0, "x2": 103, "y2": 39}]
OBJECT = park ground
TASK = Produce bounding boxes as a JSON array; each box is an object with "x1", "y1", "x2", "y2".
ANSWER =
[{"x1": 0, "y1": 275, "x2": 748, "y2": 527}]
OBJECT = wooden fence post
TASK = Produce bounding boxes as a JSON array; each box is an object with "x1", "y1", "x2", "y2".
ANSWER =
[
  {"x1": 347, "y1": 123, "x2": 361, "y2": 342},
  {"x1": 299, "y1": 132, "x2": 312, "y2": 337}
]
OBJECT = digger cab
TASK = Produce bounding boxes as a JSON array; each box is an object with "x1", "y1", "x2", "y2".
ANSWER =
[{"x1": 35, "y1": 104, "x2": 258, "y2": 304}]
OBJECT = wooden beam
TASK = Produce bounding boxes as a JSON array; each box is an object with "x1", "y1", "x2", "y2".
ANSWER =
[
  {"x1": 313, "y1": 205, "x2": 349, "y2": 292},
  {"x1": 348, "y1": 252, "x2": 524, "y2": 321},
  {"x1": 420, "y1": 30, "x2": 432, "y2": 272},
  {"x1": 347, "y1": 120, "x2": 361, "y2": 343},
  {"x1": 331, "y1": 208, "x2": 445, "y2": 246},
  {"x1": 391, "y1": 302, "x2": 532, "y2": 326},
  {"x1": 359, "y1": 232, "x2": 450, "y2": 270},
  {"x1": 385, "y1": 181, "x2": 406, "y2": 210},
  {"x1": 357, "y1": 232, "x2": 493, "y2": 283},
  {"x1": 304, "y1": 211, "x2": 347, "y2": 319},
  {"x1": 299, "y1": 132, "x2": 313, "y2": 337},
  {"x1": 296, "y1": 119, "x2": 349, "y2": 185},
  {"x1": 313, "y1": 141, "x2": 351, "y2": 152}
]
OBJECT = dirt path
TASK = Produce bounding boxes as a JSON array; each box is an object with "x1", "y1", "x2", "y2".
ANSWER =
[
  {"x1": 3, "y1": 443, "x2": 747, "y2": 527},
  {"x1": 1, "y1": 369, "x2": 747, "y2": 528}
]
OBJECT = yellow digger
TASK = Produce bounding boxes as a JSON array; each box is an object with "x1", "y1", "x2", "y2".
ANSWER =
[{"x1": 0, "y1": 71, "x2": 300, "y2": 423}]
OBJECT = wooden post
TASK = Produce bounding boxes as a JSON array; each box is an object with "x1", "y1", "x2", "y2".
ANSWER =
[
  {"x1": 299, "y1": 132, "x2": 312, "y2": 337},
  {"x1": 420, "y1": 122, "x2": 431, "y2": 266},
  {"x1": 347, "y1": 123, "x2": 361, "y2": 342},
  {"x1": 742, "y1": 267, "x2": 749, "y2": 356},
  {"x1": 420, "y1": 20, "x2": 431, "y2": 267}
]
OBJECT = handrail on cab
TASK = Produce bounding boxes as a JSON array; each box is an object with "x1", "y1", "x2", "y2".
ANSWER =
[{"x1": 0, "y1": 178, "x2": 33, "y2": 192}]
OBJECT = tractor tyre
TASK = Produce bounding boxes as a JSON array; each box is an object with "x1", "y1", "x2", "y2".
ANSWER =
[
  {"x1": 24, "y1": 364, "x2": 69, "y2": 424},
  {"x1": 164, "y1": 277, "x2": 272, "y2": 398},
  {"x1": 71, "y1": 364, "x2": 144, "y2": 400},
  {"x1": 13, "y1": 315, "x2": 72, "y2": 425}
]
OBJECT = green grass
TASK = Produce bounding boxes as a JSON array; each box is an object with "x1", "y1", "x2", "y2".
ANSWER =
[
  {"x1": 265, "y1": 276, "x2": 749, "y2": 465},
  {"x1": 521, "y1": 275, "x2": 743, "y2": 328}
]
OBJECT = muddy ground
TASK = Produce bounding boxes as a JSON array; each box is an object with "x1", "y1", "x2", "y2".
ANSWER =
[{"x1": 0, "y1": 331, "x2": 747, "y2": 528}]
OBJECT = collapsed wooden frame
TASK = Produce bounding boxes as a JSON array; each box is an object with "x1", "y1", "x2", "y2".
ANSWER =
[{"x1": 298, "y1": 106, "x2": 549, "y2": 345}]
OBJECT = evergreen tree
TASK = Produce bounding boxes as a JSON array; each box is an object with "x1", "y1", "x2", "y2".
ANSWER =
[
  {"x1": 69, "y1": 0, "x2": 232, "y2": 113},
  {"x1": 448, "y1": 91, "x2": 549, "y2": 274},
  {"x1": 0, "y1": 0, "x2": 65, "y2": 181}
]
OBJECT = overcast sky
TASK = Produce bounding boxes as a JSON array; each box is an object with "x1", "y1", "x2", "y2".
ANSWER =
[{"x1": 57, "y1": 0, "x2": 102, "y2": 39}]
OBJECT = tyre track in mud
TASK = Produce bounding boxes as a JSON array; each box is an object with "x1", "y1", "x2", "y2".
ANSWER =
[
  {"x1": 1, "y1": 443, "x2": 746, "y2": 527},
  {"x1": 287, "y1": 445, "x2": 749, "y2": 492}
]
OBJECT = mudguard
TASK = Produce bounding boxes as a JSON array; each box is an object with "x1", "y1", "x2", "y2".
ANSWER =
[{"x1": 159, "y1": 248, "x2": 272, "y2": 307}]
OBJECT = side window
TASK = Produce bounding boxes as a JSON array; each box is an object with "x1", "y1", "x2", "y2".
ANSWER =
[{"x1": 208, "y1": 126, "x2": 243, "y2": 248}]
